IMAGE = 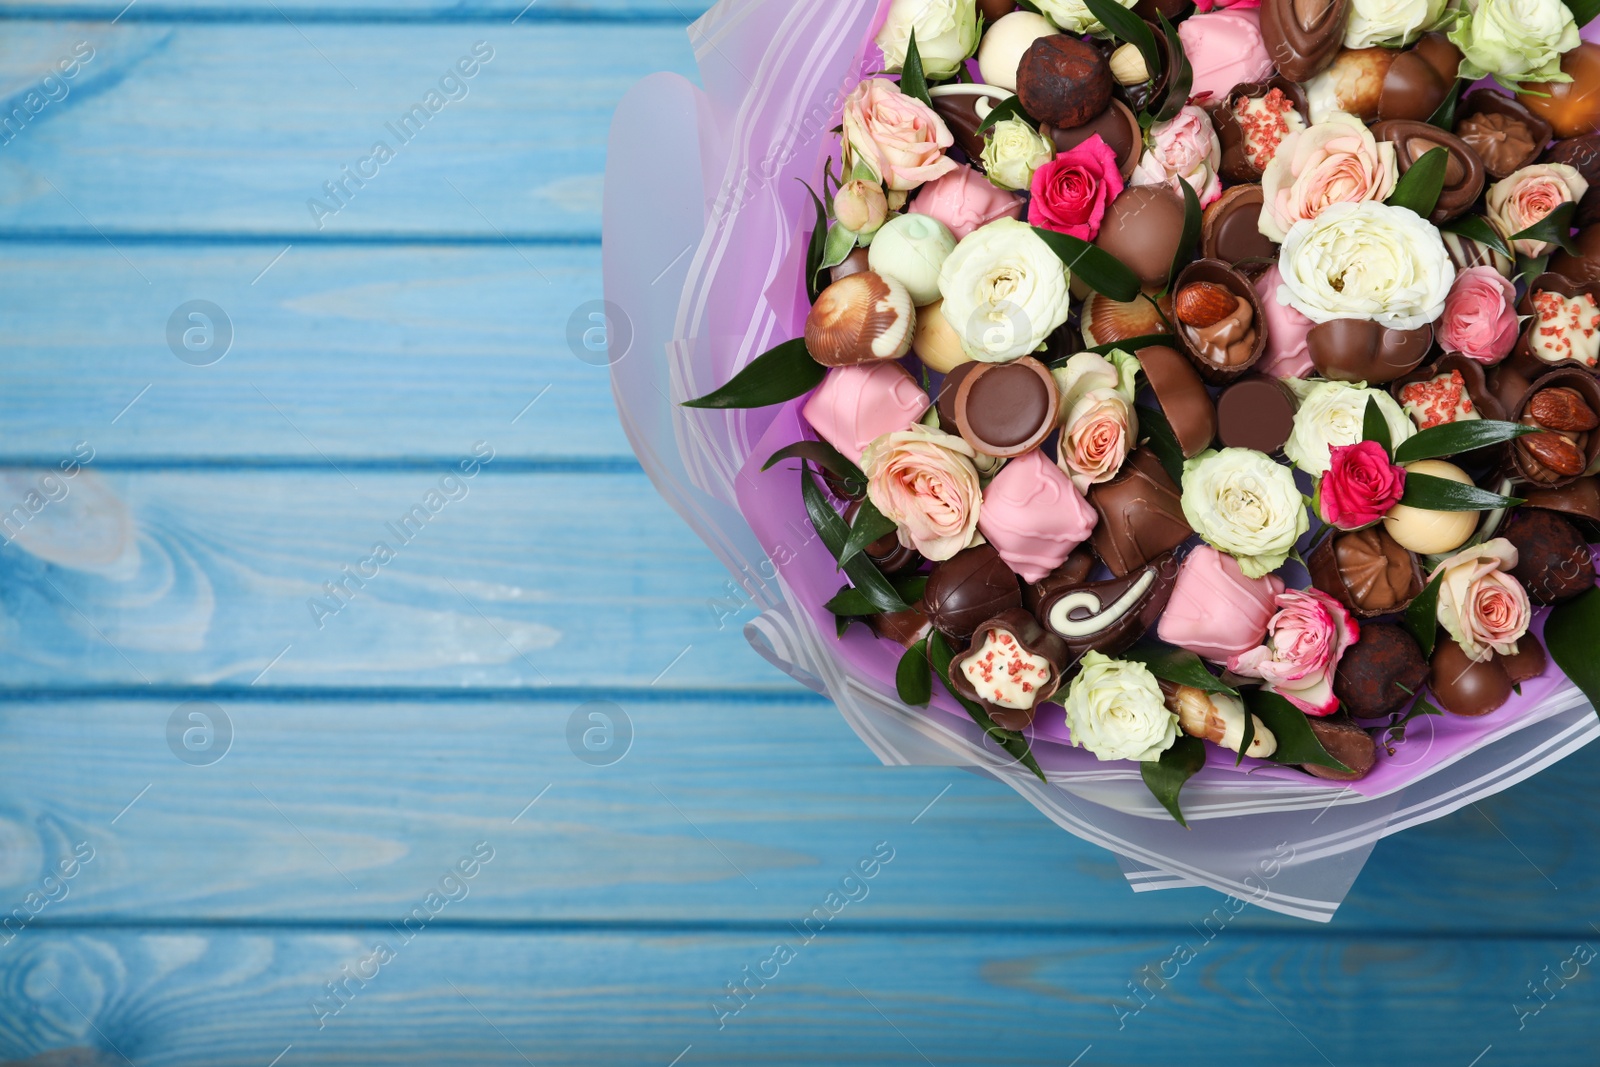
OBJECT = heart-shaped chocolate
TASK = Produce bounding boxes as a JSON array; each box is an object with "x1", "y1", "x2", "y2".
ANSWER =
[{"x1": 1306, "y1": 318, "x2": 1433, "y2": 384}]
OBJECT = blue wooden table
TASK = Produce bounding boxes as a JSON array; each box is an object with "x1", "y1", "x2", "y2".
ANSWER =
[{"x1": 0, "y1": 3, "x2": 1596, "y2": 1064}]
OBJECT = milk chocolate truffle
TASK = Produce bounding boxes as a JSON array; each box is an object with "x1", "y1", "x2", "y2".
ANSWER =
[
  {"x1": 1094, "y1": 185, "x2": 1187, "y2": 291},
  {"x1": 1136, "y1": 344, "x2": 1217, "y2": 458},
  {"x1": 805, "y1": 271, "x2": 916, "y2": 366},
  {"x1": 844, "y1": 500, "x2": 923, "y2": 577},
  {"x1": 1216, "y1": 376, "x2": 1296, "y2": 454},
  {"x1": 1087, "y1": 448, "x2": 1194, "y2": 577},
  {"x1": 1306, "y1": 318, "x2": 1432, "y2": 384},
  {"x1": 930, "y1": 84, "x2": 1015, "y2": 162},
  {"x1": 1041, "y1": 99, "x2": 1143, "y2": 181},
  {"x1": 1543, "y1": 138, "x2": 1600, "y2": 228},
  {"x1": 1375, "y1": 33, "x2": 1463, "y2": 124},
  {"x1": 923, "y1": 544, "x2": 1024, "y2": 642},
  {"x1": 1301, "y1": 715, "x2": 1378, "y2": 781},
  {"x1": 948, "y1": 356, "x2": 1059, "y2": 457},
  {"x1": 1017, "y1": 35, "x2": 1113, "y2": 130},
  {"x1": 1522, "y1": 42, "x2": 1600, "y2": 140},
  {"x1": 1171, "y1": 260, "x2": 1266, "y2": 384},
  {"x1": 1429, "y1": 635, "x2": 1520, "y2": 717},
  {"x1": 950, "y1": 608, "x2": 1069, "y2": 730},
  {"x1": 1308, "y1": 526, "x2": 1424, "y2": 618},
  {"x1": 1200, "y1": 184, "x2": 1279, "y2": 270},
  {"x1": 1029, "y1": 552, "x2": 1176, "y2": 660},
  {"x1": 1459, "y1": 89, "x2": 1552, "y2": 180},
  {"x1": 1214, "y1": 78, "x2": 1309, "y2": 183},
  {"x1": 1548, "y1": 225, "x2": 1600, "y2": 284},
  {"x1": 1335, "y1": 623, "x2": 1431, "y2": 719},
  {"x1": 1369, "y1": 120, "x2": 1485, "y2": 224},
  {"x1": 1505, "y1": 508, "x2": 1595, "y2": 604},
  {"x1": 1261, "y1": 0, "x2": 1351, "y2": 82}
]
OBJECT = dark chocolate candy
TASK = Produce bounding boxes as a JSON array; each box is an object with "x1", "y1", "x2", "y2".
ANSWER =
[
  {"x1": 1031, "y1": 552, "x2": 1176, "y2": 660},
  {"x1": 830, "y1": 247, "x2": 872, "y2": 284},
  {"x1": 923, "y1": 544, "x2": 1024, "y2": 642},
  {"x1": 1504, "y1": 508, "x2": 1596, "y2": 604},
  {"x1": 934, "y1": 360, "x2": 977, "y2": 430},
  {"x1": 1172, "y1": 259, "x2": 1266, "y2": 384},
  {"x1": 930, "y1": 84, "x2": 1013, "y2": 163},
  {"x1": 1214, "y1": 78, "x2": 1309, "y2": 183},
  {"x1": 1306, "y1": 318, "x2": 1433, "y2": 384},
  {"x1": 949, "y1": 607, "x2": 1069, "y2": 730},
  {"x1": 1132, "y1": 0, "x2": 1189, "y2": 20},
  {"x1": 1301, "y1": 715, "x2": 1378, "y2": 781},
  {"x1": 845, "y1": 500, "x2": 923, "y2": 577},
  {"x1": 978, "y1": 0, "x2": 1017, "y2": 21},
  {"x1": 1087, "y1": 448, "x2": 1193, "y2": 578},
  {"x1": 1200, "y1": 184, "x2": 1279, "y2": 271},
  {"x1": 1260, "y1": 0, "x2": 1350, "y2": 82},
  {"x1": 949, "y1": 355, "x2": 1059, "y2": 457},
  {"x1": 1501, "y1": 633, "x2": 1549, "y2": 686},
  {"x1": 1369, "y1": 120, "x2": 1485, "y2": 224},
  {"x1": 1017, "y1": 36, "x2": 1112, "y2": 130},
  {"x1": 1334, "y1": 623, "x2": 1430, "y2": 719},
  {"x1": 1099, "y1": 23, "x2": 1172, "y2": 117},
  {"x1": 1430, "y1": 634, "x2": 1512, "y2": 716},
  {"x1": 1042, "y1": 99, "x2": 1142, "y2": 181},
  {"x1": 1543, "y1": 137, "x2": 1600, "y2": 228},
  {"x1": 867, "y1": 606, "x2": 933, "y2": 648},
  {"x1": 1307, "y1": 526, "x2": 1423, "y2": 618},
  {"x1": 1136, "y1": 344, "x2": 1217, "y2": 458},
  {"x1": 1547, "y1": 224, "x2": 1600, "y2": 284},
  {"x1": 1216, "y1": 376, "x2": 1296, "y2": 454},
  {"x1": 1459, "y1": 88, "x2": 1552, "y2": 180},
  {"x1": 1523, "y1": 475, "x2": 1600, "y2": 524},
  {"x1": 1094, "y1": 185, "x2": 1187, "y2": 291},
  {"x1": 1022, "y1": 546, "x2": 1096, "y2": 613},
  {"x1": 1375, "y1": 33, "x2": 1463, "y2": 124}
]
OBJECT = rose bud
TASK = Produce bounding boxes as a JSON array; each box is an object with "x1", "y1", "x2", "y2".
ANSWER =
[{"x1": 833, "y1": 179, "x2": 888, "y2": 236}]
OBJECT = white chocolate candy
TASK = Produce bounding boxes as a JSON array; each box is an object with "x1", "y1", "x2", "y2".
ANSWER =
[
  {"x1": 976, "y1": 11, "x2": 1058, "y2": 93},
  {"x1": 960, "y1": 627, "x2": 1053, "y2": 710},
  {"x1": 1382, "y1": 459, "x2": 1479, "y2": 555},
  {"x1": 868, "y1": 213, "x2": 956, "y2": 307},
  {"x1": 1046, "y1": 569, "x2": 1154, "y2": 639}
]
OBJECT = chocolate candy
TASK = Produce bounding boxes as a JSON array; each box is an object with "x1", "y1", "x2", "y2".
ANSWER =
[
  {"x1": 830, "y1": 247, "x2": 871, "y2": 284},
  {"x1": 1382, "y1": 459, "x2": 1480, "y2": 555},
  {"x1": 946, "y1": 356, "x2": 1059, "y2": 458},
  {"x1": 1133, "y1": 0, "x2": 1190, "y2": 20},
  {"x1": 804, "y1": 271, "x2": 915, "y2": 366},
  {"x1": 1022, "y1": 546, "x2": 1095, "y2": 610},
  {"x1": 978, "y1": 0, "x2": 1017, "y2": 20},
  {"x1": 923, "y1": 544, "x2": 1024, "y2": 641},
  {"x1": 1041, "y1": 99, "x2": 1142, "y2": 181},
  {"x1": 1301, "y1": 715, "x2": 1377, "y2": 781},
  {"x1": 1430, "y1": 633, "x2": 1546, "y2": 717},
  {"x1": 1306, "y1": 318, "x2": 1433, "y2": 384},
  {"x1": 929, "y1": 84, "x2": 1015, "y2": 162},
  {"x1": 1216, "y1": 376, "x2": 1296, "y2": 454},
  {"x1": 1307, "y1": 526, "x2": 1424, "y2": 618},
  {"x1": 1504, "y1": 508, "x2": 1596, "y2": 605},
  {"x1": 1260, "y1": 0, "x2": 1349, "y2": 82},
  {"x1": 1171, "y1": 260, "x2": 1265, "y2": 384},
  {"x1": 1375, "y1": 33, "x2": 1463, "y2": 124},
  {"x1": 1511, "y1": 369, "x2": 1600, "y2": 489},
  {"x1": 1080, "y1": 290, "x2": 1171, "y2": 347},
  {"x1": 1313, "y1": 48, "x2": 1397, "y2": 122},
  {"x1": 1441, "y1": 225, "x2": 1515, "y2": 280},
  {"x1": 1087, "y1": 448, "x2": 1193, "y2": 578},
  {"x1": 1548, "y1": 225, "x2": 1600, "y2": 284},
  {"x1": 1017, "y1": 35, "x2": 1112, "y2": 130},
  {"x1": 1523, "y1": 42, "x2": 1600, "y2": 140},
  {"x1": 1200, "y1": 184, "x2": 1279, "y2": 271},
  {"x1": 1030, "y1": 552, "x2": 1175, "y2": 660},
  {"x1": 1460, "y1": 89, "x2": 1552, "y2": 180},
  {"x1": 1098, "y1": 25, "x2": 1172, "y2": 117},
  {"x1": 1214, "y1": 78, "x2": 1308, "y2": 183},
  {"x1": 866, "y1": 605, "x2": 933, "y2": 648},
  {"x1": 1136, "y1": 344, "x2": 1217, "y2": 458},
  {"x1": 1543, "y1": 138, "x2": 1600, "y2": 228},
  {"x1": 1369, "y1": 120, "x2": 1485, "y2": 224},
  {"x1": 844, "y1": 500, "x2": 922, "y2": 577},
  {"x1": 1334, "y1": 623, "x2": 1430, "y2": 719},
  {"x1": 949, "y1": 608, "x2": 1069, "y2": 730},
  {"x1": 1524, "y1": 475, "x2": 1600, "y2": 525},
  {"x1": 1094, "y1": 185, "x2": 1186, "y2": 291},
  {"x1": 1392, "y1": 354, "x2": 1507, "y2": 433}
]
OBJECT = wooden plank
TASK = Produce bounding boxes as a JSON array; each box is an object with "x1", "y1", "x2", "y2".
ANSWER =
[
  {"x1": 1, "y1": 929, "x2": 1594, "y2": 1064},
  {"x1": 0, "y1": 244, "x2": 634, "y2": 462},
  {"x1": 0, "y1": 23, "x2": 696, "y2": 237},
  {"x1": 1, "y1": 696, "x2": 1594, "y2": 932}
]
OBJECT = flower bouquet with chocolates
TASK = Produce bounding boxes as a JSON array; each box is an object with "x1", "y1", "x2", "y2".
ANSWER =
[{"x1": 606, "y1": 0, "x2": 1600, "y2": 919}]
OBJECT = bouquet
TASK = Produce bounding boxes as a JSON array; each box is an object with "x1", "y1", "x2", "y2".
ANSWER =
[{"x1": 605, "y1": 0, "x2": 1600, "y2": 919}]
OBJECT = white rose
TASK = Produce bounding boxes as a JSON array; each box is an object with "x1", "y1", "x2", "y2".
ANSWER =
[
  {"x1": 937, "y1": 217, "x2": 1072, "y2": 361},
  {"x1": 1283, "y1": 378, "x2": 1415, "y2": 477},
  {"x1": 877, "y1": 0, "x2": 982, "y2": 80},
  {"x1": 1345, "y1": 0, "x2": 1447, "y2": 48},
  {"x1": 1180, "y1": 448, "x2": 1309, "y2": 579},
  {"x1": 1450, "y1": 0, "x2": 1581, "y2": 84},
  {"x1": 1035, "y1": 0, "x2": 1137, "y2": 35},
  {"x1": 1277, "y1": 201, "x2": 1455, "y2": 331},
  {"x1": 981, "y1": 118, "x2": 1054, "y2": 192},
  {"x1": 1063, "y1": 651, "x2": 1178, "y2": 763}
]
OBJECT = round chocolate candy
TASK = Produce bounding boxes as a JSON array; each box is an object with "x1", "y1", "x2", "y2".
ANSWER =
[
  {"x1": 1383, "y1": 460, "x2": 1479, "y2": 555},
  {"x1": 1307, "y1": 525, "x2": 1423, "y2": 618},
  {"x1": 976, "y1": 13, "x2": 1057, "y2": 94},
  {"x1": 1016, "y1": 35, "x2": 1112, "y2": 130},
  {"x1": 1041, "y1": 99, "x2": 1142, "y2": 181},
  {"x1": 1334, "y1": 623, "x2": 1430, "y2": 720},
  {"x1": 1200, "y1": 184, "x2": 1279, "y2": 271},
  {"x1": 947, "y1": 356, "x2": 1058, "y2": 458},
  {"x1": 1504, "y1": 508, "x2": 1596, "y2": 605},
  {"x1": 1523, "y1": 42, "x2": 1600, "y2": 139},
  {"x1": 1430, "y1": 635, "x2": 1519, "y2": 717},
  {"x1": 923, "y1": 544, "x2": 1023, "y2": 642},
  {"x1": 1460, "y1": 89, "x2": 1552, "y2": 180},
  {"x1": 1216, "y1": 376, "x2": 1295, "y2": 454},
  {"x1": 1260, "y1": 0, "x2": 1350, "y2": 82},
  {"x1": 1094, "y1": 185, "x2": 1186, "y2": 292}
]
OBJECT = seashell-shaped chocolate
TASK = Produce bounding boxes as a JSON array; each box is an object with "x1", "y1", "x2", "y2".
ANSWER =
[
  {"x1": 1029, "y1": 552, "x2": 1176, "y2": 661},
  {"x1": 1041, "y1": 99, "x2": 1142, "y2": 182},
  {"x1": 928, "y1": 84, "x2": 1014, "y2": 163},
  {"x1": 1511, "y1": 368, "x2": 1600, "y2": 489},
  {"x1": 1017, "y1": 35, "x2": 1113, "y2": 130},
  {"x1": 1080, "y1": 290, "x2": 1172, "y2": 347},
  {"x1": 1460, "y1": 89, "x2": 1553, "y2": 180},
  {"x1": 949, "y1": 608, "x2": 1069, "y2": 730},
  {"x1": 1306, "y1": 318, "x2": 1433, "y2": 384},
  {"x1": 804, "y1": 271, "x2": 915, "y2": 367},
  {"x1": 946, "y1": 356, "x2": 1059, "y2": 458},
  {"x1": 1214, "y1": 77, "x2": 1309, "y2": 184},
  {"x1": 1136, "y1": 344, "x2": 1217, "y2": 458},
  {"x1": 1543, "y1": 136, "x2": 1600, "y2": 229},
  {"x1": 1430, "y1": 633, "x2": 1546, "y2": 717},
  {"x1": 1200, "y1": 184, "x2": 1279, "y2": 272},
  {"x1": 1369, "y1": 120, "x2": 1485, "y2": 224},
  {"x1": 1086, "y1": 449, "x2": 1193, "y2": 578},
  {"x1": 1511, "y1": 273, "x2": 1600, "y2": 379},
  {"x1": 1261, "y1": 0, "x2": 1352, "y2": 82},
  {"x1": 1171, "y1": 259, "x2": 1266, "y2": 385},
  {"x1": 1375, "y1": 33, "x2": 1463, "y2": 124},
  {"x1": 1306, "y1": 526, "x2": 1424, "y2": 619}
]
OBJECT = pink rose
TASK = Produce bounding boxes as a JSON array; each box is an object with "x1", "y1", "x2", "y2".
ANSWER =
[
  {"x1": 1193, "y1": 0, "x2": 1259, "y2": 9},
  {"x1": 842, "y1": 78, "x2": 958, "y2": 192},
  {"x1": 1130, "y1": 105, "x2": 1223, "y2": 208},
  {"x1": 1027, "y1": 134, "x2": 1124, "y2": 242},
  {"x1": 910, "y1": 165, "x2": 1025, "y2": 240},
  {"x1": 1429, "y1": 539, "x2": 1532, "y2": 663},
  {"x1": 1228, "y1": 589, "x2": 1360, "y2": 717},
  {"x1": 1486, "y1": 163, "x2": 1589, "y2": 258},
  {"x1": 1319, "y1": 441, "x2": 1407, "y2": 530},
  {"x1": 862, "y1": 424, "x2": 982, "y2": 561},
  {"x1": 1437, "y1": 267, "x2": 1520, "y2": 365},
  {"x1": 1051, "y1": 351, "x2": 1137, "y2": 491},
  {"x1": 1258, "y1": 114, "x2": 1398, "y2": 242}
]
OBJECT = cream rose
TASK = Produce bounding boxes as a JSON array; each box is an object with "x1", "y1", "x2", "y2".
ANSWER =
[
  {"x1": 1277, "y1": 201, "x2": 1455, "y2": 331},
  {"x1": 937, "y1": 217, "x2": 1072, "y2": 361},
  {"x1": 1430, "y1": 538, "x2": 1533, "y2": 663},
  {"x1": 877, "y1": 0, "x2": 981, "y2": 80},
  {"x1": 981, "y1": 117, "x2": 1055, "y2": 192},
  {"x1": 1486, "y1": 163, "x2": 1589, "y2": 258},
  {"x1": 863, "y1": 424, "x2": 982, "y2": 561},
  {"x1": 1062, "y1": 651, "x2": 1178, "y2": 763},
  {"x1": 1345, "y1": 0, "x2": 1448, "y2": 49},
  {"x1": 1035, "y1": 0, "x2": 1137, "y2": 34},
  {"x1": 1283, "y1": 379, "x2": 1415, "y2": 477},
  {"x1": 1180, "y1": 448, "x2": 1309, "y2": 579},
  {"x1": 1450, "y1": 0, "x2": 1580, "y2": 84},
  {"x1": 1259, "y1": 114, "x2": 1399, "y2": 243},
  {"x1": 843, "y1": 78, "x2": 960, "y2": 192},
  {"x1": 1051, "y1": 349, "x2": 1139, "y2": 491}
]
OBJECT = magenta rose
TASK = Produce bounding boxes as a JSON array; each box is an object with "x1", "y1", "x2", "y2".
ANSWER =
[
  {"x1": 1319, "y1": 440, "x2": 1407, "y2": 530},
  {"x1": 1437, "y1": 266, "x2": 1520, "y2": 366},
  {"x1": 1228, "y1": 589, "x2": 1360, "y2": 717},
  {"x1": 1028, "y1": 134, "x2": 1124, "y2": 242}
]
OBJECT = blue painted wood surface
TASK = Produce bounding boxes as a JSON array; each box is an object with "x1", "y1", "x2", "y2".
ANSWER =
[{"x1": 0, "y1": 4, "x2": 1596, "y2": 1065}]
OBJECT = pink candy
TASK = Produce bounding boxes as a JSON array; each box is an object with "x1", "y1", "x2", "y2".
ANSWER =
[
  {"x1": 1178, "y1": 10, "x2": 1274, "y2": 105},
  {"x1": 908, "y1": 164, "x2": 1026, "y2": 240},
  {"x1": 977, "y1": 449, "x2": 1097, "y2": 582},
  {"x1": 801, "y1": 362, "x2": 930, "y2": 464},
  {"x1": 1157, "y1": 545, "x2": 1286, "y2": 663}
]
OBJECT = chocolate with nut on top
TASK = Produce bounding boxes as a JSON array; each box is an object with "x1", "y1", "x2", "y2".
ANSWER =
[{"x1": 949, "y1": 608, "x2": 1069, "y2": 730}]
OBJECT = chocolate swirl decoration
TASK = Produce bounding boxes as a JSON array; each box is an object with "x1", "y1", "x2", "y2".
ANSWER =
[
  {"x1": 1030, "y1": 554, "x2": 1174, "y2": 659},
  {"x1": 929, "y1": 84, "x2": 1012, "y2": 163}
]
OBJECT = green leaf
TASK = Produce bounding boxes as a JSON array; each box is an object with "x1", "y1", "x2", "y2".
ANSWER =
[
  {"x1": 1392, "y1": 418, "x2": 1539, "y2": 463},
  {"x1": 801, "y1": 180, "x2": 829, "y2": 303},
  {"x1": 1385, "y1": 695, "x2": 1444, "y2": 746},
  {"x1": 1509, "y1": 200, "x2": 1580, "y2": 256},
  {"x1": 683, "y1": 338, "x2": 826, "y2": 409},
  {"x1": 1140, "y1": 735, "x2": 1206, "y2": 828},
  {"x1": 839, "y1": 495, "x2": 899, "y2": 569},
  {"x1": 763, "y1": 439, "x2": 866, "y2": 497},
  {"x1": 1081, "y1": 0, "x2": 1159, "y2": 75},
  {"x1": 1030, "y1": 226, "x2": 1141, "y2": 302},
  {"x1": 824, "y1": 585, "x2": 879, "y2": 616},
  {"x1": 1426, "y1": 79, "x2": 1464, "y2": 130},
  {"x1": 800, "y1": 465, "x2": 909, "y2": 614},
  {"x1": 1014, "y1": 0, "x2": 1042, "y2": 12},
  {"x1": 1135, "y1": 403, "x2": 1187, "y2": 486},
  {"x1": 1245, "y1": 690, "x2": 1352, "y2": 773},
  {"x1": 1442, "y1": 214, "x2": 1512, "y2": 261},
  {"x1": 1399, "y1": 471, "x2": 1524, "y2": 512},
  {"x1": 896, "y1": 638, "x2": 933, "y2": 707},
  {"x1": 1169, "y1": 175, "x2": 1202, "y2": 291},
  {"x1": 1545, "y1": 585, "x2": 1600, "y2": 720},
  {"x1": 1404, "y1": 572, "x2": 1443, "y2": 659},
  {"x1": 1153, "y1": 12, "x2": 1193, "y2": 123},
  {"x1": 821, "y1": 222, "x2": 858, "y2": 271},
  {"x1": 976, "y1": 94, "x2": 1037, "y2": 134},
  {"x1": 900, "y1": 29, "x2": 934, "y2": 108},
  {"x1": 1122, "y1": 639, "x2": 1238, "y2": 695},
  {"x1": 1362, "y1": 394, "x2": 1392, "y2": 454},
  {"x1": 1235, "y1": 702, "x2": 1256, "y2": 767},
  {"x1": 1385, "y1": 146, "x2": 1450, "y2": 218},
  {"x1": 928, "y1": 631, "x2": 1047, "y2": 781},
  {"x1": 1086, "y1": 332, "x2": 1174, "y2": 357},
  {"x1": 1565, "y1": 0, "x2": 1600, "y2": 29}
]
